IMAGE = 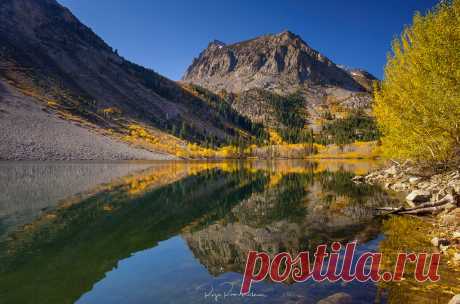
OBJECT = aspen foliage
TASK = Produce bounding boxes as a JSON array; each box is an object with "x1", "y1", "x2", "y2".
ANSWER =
[{"x1": 373, "y1": 0, "x2": 460, "y2": 164}]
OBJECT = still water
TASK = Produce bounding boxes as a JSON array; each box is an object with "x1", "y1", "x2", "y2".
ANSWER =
[{"x1": 0, "y1": 161, "x2": 457, "y2": 304}]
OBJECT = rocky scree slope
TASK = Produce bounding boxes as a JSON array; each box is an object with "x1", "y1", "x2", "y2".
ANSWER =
[{"x1": 0, "y1": 0, "x2": 261, "y2": 159}]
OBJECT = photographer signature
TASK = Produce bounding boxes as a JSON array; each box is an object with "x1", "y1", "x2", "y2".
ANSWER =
[{"x1": 197, "y1": 281, "x2": 266, "y2": 302}]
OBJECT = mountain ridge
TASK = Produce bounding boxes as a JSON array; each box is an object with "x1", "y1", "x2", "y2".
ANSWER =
[
  {"x1": 0, "y1": 0, "x2": 265, "y2": 160},
  {"x1": 182, "y1": 30, "x2": 376, "y2": 95}
]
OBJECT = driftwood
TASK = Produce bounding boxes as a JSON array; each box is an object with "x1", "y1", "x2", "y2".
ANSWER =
[
  {"x1": 376, "y1": 206, "x2": 405, "y2": 216},
  {"x1": 398, "y1": 206, "x2": 446, "y2": 216},
  {"x1": 376, "y1": 195, "x2": 459, "y2": 216}
]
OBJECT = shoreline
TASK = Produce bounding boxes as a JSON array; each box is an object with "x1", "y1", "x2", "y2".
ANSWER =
[{"x1": 354, "y1": 162, "x2": 460, "y2": 267}]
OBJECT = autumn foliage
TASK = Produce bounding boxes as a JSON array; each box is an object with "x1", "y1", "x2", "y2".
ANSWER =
[{"x1": 373, "y1": 0, "x2": 460, "y2": 164}]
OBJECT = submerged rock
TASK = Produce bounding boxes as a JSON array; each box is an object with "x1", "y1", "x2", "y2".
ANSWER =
[{"x1": 317, "y1": 292, "x2": 352, "y2": 304}]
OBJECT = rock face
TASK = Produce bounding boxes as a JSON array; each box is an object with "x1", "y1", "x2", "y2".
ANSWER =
[
  {"x1": 182, "y1": 31, "x2": 378, "y2": 132},
  {"x1": 183, "y1": 31, "x2": 372, "y2": 95}
]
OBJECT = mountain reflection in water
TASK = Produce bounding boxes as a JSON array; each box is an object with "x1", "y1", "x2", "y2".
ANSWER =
[{"x1": 0, "y1": 160, "x2": 451, "y2": 304}]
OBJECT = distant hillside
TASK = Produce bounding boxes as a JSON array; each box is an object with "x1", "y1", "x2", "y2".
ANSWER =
[{"x1": 0, "y1": 0, "x2": 263, "y2": 160}]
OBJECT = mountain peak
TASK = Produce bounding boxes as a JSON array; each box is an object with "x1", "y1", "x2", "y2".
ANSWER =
[
  {"x1": 207, "y1": 39, "x2": 226, "y2": 50},
  {"x1": 276, "y1": 30, "x2": 297, "y2": 39},
  {"x1": 182, "y1": 32, "x2": 369, "y2": 94},
  {"x1": 209, "y1": 39, "x2": 226, "y2": 46}
]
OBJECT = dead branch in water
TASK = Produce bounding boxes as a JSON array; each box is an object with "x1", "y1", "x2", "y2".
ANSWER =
[{"x1": 376, "y1": 196, "x2": 458, "y2": 216}]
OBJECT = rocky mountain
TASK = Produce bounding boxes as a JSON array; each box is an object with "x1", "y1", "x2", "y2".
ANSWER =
[
  {"x1": 182, "y1": 31, "x2": 378, "y2": 136},
  {"x1": 183, "y1": 31, "x2": 371, "y2": 94},
  {"x1": 0, "y1": 0, "x2": 262, "y2": 159}
]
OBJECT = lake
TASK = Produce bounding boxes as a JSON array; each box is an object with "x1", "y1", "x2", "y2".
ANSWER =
[{"x1": 0, "y1": 160, "x2": 456, "y2": 304}]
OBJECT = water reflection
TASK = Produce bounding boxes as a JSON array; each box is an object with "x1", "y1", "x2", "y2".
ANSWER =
[
  {"x1": 0, "y1": 162, "x2": 156, "y2": 239},
  {"x1": 182, "y1": 171, "x2": 393, "y2": 279},
  {"x1": 0, "y1": 160, "x2": 422, "y2": 304}
]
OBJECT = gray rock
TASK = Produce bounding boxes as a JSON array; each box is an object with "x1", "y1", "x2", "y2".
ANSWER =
[
  {"x1": 317, "y1": 293, "x2": 352, "y2": 304},
  {"x1": 449, "y1": 294, "x2": 460, "y2": 304},
  {"x1": 431, "y1": 237, "x2": 450, "y2": 247},
  {"x1": 406, "y1": 190, "x2": 431, "y2": 204},
  {"x1": 384, "y1": 166, "x2": 398, "y2": 176},
  {"x1": 453, "y1": 231, "x2": 460, "y2": 239},
  {"x1": 352, "y1": 175, "x2": 365, "y2": 182},
  {"x1": 431, "y1": 237, "x2": 439, "y2": 247},
  {"x1": 440, "y1": 244, "x2": 450, "y2": 252},
  {"x1": 409, "y1": 176, "x2": 421, "y2": 184}
]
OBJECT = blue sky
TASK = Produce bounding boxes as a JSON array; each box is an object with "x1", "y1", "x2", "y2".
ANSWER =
[{"x1": 58, "y1": 0, "x2": 439, "y2": 80}]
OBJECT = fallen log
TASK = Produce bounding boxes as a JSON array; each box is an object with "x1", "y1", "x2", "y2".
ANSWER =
[
  {"x1": 379, "y1": 206, "x2": 406, "y2": 216},
  {"x1": 399, "y1": 205, "x2": 448, "y2": 216},
  {"x1": 376, "y1": 197, "x2": 457, "y2": 216},
  {"x1": 376, "y1": 207, "x2": 403, "y2": 212},
  {"x1": 406, "y1": 197, "x2": 453, "y2": 210}
]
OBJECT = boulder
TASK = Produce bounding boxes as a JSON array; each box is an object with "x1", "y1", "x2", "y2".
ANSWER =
[
  {"x1": 317, "y1": 293, "x2": 352, "y2": 304},
  {"x1": 352, "y1": 175, "x2": 365, "y2": 183},
  {"x1": 384, "y1": 166, "x2": 398, "y2": 176},
  {"x1": 449, "y1": 294, "x2": 460, "y2": 304},
  {"x1": 406, "y1": 190, "x2": 431, "y2": 205},
  {"x1": 431, "y1": 237, "x2": 450, "y2": 247},
  {"x1": 440, "y1": 244, "x2": 450, "y2": 252},
  {"x1": 409, "y1": 176, "x2": 421, "y2": 184}
]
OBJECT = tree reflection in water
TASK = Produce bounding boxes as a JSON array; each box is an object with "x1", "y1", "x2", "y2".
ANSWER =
[{"x1": 1, "y1": 160, "x2": 447, "y2": 304}]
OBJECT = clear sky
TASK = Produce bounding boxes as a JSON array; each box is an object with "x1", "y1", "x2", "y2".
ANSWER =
[{"x1": 57, "y1": 0, "x2": 440, "y2": 80}]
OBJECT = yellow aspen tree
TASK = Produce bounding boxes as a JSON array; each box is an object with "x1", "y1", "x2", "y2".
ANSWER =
[{"x1": 374, "y1": 0, "x2": 460, "y2": 164}]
